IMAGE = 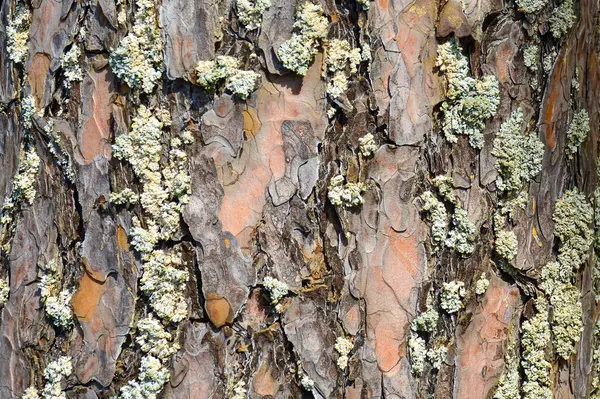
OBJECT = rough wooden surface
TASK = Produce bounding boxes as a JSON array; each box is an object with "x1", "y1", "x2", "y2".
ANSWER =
[{"x1": 0, "y1": 0, "x2": 598, "y2": 398}]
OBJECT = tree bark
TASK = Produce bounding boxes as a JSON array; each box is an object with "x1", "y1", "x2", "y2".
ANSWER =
[{"x1": 0, "y1": 0, "x2": 598, "y2": 398}]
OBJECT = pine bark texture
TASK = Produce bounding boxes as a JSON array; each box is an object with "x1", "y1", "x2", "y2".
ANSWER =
[{"x1": 0, "y1": 0, "x2": 598, "y2": 398}]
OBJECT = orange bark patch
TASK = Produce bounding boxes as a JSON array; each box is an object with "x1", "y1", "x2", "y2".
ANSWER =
[
  {"x1": 216, "y1": 55, "x2": 326, "y2": 248},
  {"x1": 205, "y1": 294, "x2": 232, "y2": 328},
  {"x1": 243, "y1": 108, "x2": 261, "y2": 139},
  {"x1": 83, "y1": 69, "x2": 113, "y2": 163},
  {"x1": 72, "y1": 272, "x2": 107, "y2": 322},
  {"x1": 116, "y1": 225, "x2": 129, "y2": 250},
  {"x1": 29, "y1": 53, "x2": 50, "y2": 107},
  {"x1": 454, "y1": 278, "x2": 519, "y2": 399}
]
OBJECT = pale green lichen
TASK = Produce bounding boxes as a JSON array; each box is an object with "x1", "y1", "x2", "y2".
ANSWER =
[
  {"x1": 358, "y1": 133, "x2": 378, "y2": 157},
  {"x1": 323, "y1": 39, "x2": 366, "y2": 101},
  {"x1": 516, "y1": 0, "x2": 548, "y2": 14},
  {"x1": 334, "y1": 336, "x2": 353, "y2": 370},
  {"x1": 110, "y1": 188, "x2": 139, "y2": 205},
  {"x1": 432, "y1": 175, "x2": 456, "y2": 204},
  {"x1": 521, "y1": 298, "x2": 552, "y2": 399},
  {"x1": 236, "y1": 0, "x2": 271, "y2": 30},
  {"x1": 0, "y1": 277, "x2": 9, "y2": 306},
  {"x1": 21, "y1": 95, "x2": 38, "y2": 131},
  {"x1": 548, "y1": 284, "x2": 583, "y2": 359},
  {"x1": 440, "y1": 281, "x2": 465, "y2": 314},
  {"x1": 60, "y1": 45, "x2": 83, "y2": 88},
  {"x1": 44, "y1": 121, "x2": 75, "y2": 182},
  {"x1": 22, "y1": 387, "x2": 40, "y2": 399},
  {"x1": 493, "y1": 348, "x2": 520, "y2": 399},
  {"x1": 277, "y1": 2, "x2": 328, "y2": 75},
  {"x1": 112, "y1": 106, "x2": 191, "y2": 250},
  {"x1": 565, "y1": 109, "x2": 590, "y2": 159},
  {"x1": 475, "y1": 273, "x2": 489, "y2": 295},
  {"x1": 495, "y1": 230, "x2": 518, "y2": 261},
  {"x1": 538, "y1": 188, "x2": 592, "y2": 359},
  {"x1": 139, "y1": 250, "x2": 189, "y2": 323},
  {"x1": 408, "y1": 334, "x2": 427, "y2": 375},
  {"x1": 411, "y1": 306, "x2": 439, "y2": 333},
  {"x1": 328, "y1": 175, "x2": 367, "y2": 208},
  {"x1": 194, "y1": 56, "x2": 260, "y2": 99},
  {"x1": 543, "y1": 49, "x2": 556, "y2": 74},
  {"x1": 109, "y1": 0, "x2": 163, "y2": 93},
  {"x1": 436, "y1": 39, "x2": 500, "y2": 149},
  {"x1": 420, "y1": 191, "x2": 449, "y2": 250},
  {"x1": 492, "y1": 109, "x2": 544, "y2": 193},
  {"x1": 6, "y1": 2, "x2": 31, "y2": 65},
  {"x1": 12, "y1": 146, "x2": 40, "y2": 205},
  {"x1": 549, "y1": 0, "x2": 576, "y2": 40},
  {"x1": 446, "y1": 207, "x2": 476, "y2": 255},
  {"x1": 120, "y1": 315, "x2": 180, "y2": 399},
  {"x1": 231, "y1": 381, "x2": 247, "y2": 399},
  {"x1": 263, "y1": 276, "x2": 289, "y2": 308},
  {"x1": 119, "y1": 355, "x2": 171, "y2": 399},
  {"x1": 427, "y1": 346, "x2": 447, "y2": 370},
  {"x1": 39, "y1": 260, "x2": 73, "y2": 329},
  {"x1": 553, "y1": 188, "x2": 594, "y2": 274},
  {"x1": 41, "y1": 356, "x2": 73, "y2": 399}
]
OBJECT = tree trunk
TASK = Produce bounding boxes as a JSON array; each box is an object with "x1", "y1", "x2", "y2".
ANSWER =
[{"x1": 0, "y1": 0, "x2": 598, "y2": 398}]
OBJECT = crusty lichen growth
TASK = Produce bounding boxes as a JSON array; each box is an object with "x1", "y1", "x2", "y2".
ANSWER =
[
  {"x1": 521, "y1": 298, "x2": 552, "y2": 399},
  {"x1": 37, "y1": 356, "x2": 73, "y2": 399},
  {"x1": 6, "y1": 1, "x2": 31, "y2": 65},
  {"x1": 39, "y1": 260, "x2": 73, "y2": 329},
  {"x1": 358, "y1": 133, "x2": 378, "y2": 157},
  {"x1": 335, "y1": 336, "x2": 353, "y2": 370},
  {"x1": 420, "y1": 177, "x2": 475, "y2": 255},
  {"x1": 277, "y1": 2, "x2": 328, "y2": 75},
  {"x1": 493, "y1": 348, "x2": 520, "y2": 399},
  {"x1": 432, "y1": 175, "x2": 456, "y2": 204},
  {"x1": 140, "y1": 250, "x2": 189, "y2": 323},
  {"x1": 110, "y1": 188, "x2": 139, "y2": 205},
  {"x1": 22, "y1": 387, "x2": 40, "y2": 399},
  {"x1": 60, "y1": 45, "x2": 83, "y2": 88},
  {"x1": 21, "y1": 95, "x2": 38, "y2": 131},
  {"x1": 492, "y1": 109, "x2": 544, "y2": 193},
  {"x1": 0, "y1": 277, "x2": 9, "y2": 306},
  {"x1": 537, "y1": 188, "x2": 592, "y2": 359},
  {"x1": 194, "y1": 56, "x2": 260, "y2": 99},
  {"x1": 112, "y1": 105, "x2": 192, "y2": 398},
  {"x1": 440, "y1": 281, "x2": 465, "y2": 314},
  {"x1": 436, "y1": 39, "x2": 500, "y2": 149},
  {"x1": 565, "y1": 109, "x2": 590, "y2": 159},
  {"x1": 408, "y1": 334, "x2": 427, "y2": 376},
  {"x1": 446, "y1": 207, "x2": 476, "y2": 255},
  {"x1": 120, "y1": 315, "x2": 181, "y2": 398},
  {"x1": 328, "y1": 175, "x2": 367, "y2": 208},
  {"x1": 12, "y1": 146, "x2": 40, "y2": 205},
  {"x1": 109, "y1": 0, "x2": 163, "y2": 93},
  {"x1": 409, "y1": 297, "x2": 446, "y2": 376},
  {"x1": 549, "y1": 0, "x2": 576, "y2": 40},
  {"x1": 516, "y1": 0, "x2": 548, "y2": 14},
  {"x1": 553, "y1": 188, "x2": 594, "y2": 274},
  {"x1": 236, "y1": 0, "x2": 271, "y2": 30},
  {"x1": 420, "y1": 191, "x2": 449, "y2": 250},
  {"x1": 475, "y1": 273, "x2": 489, "y2": 295},
  {"x1": 44, "y1": 121, "x2": 75, "y2": 182},
  {"x1": 263, "y1": 276, "x2": 289, "y2": 309},
  {"x1": 112, "y1": 106, "x2": 192, "y2": 250},
  {"x1": 494, "y1": 230, "x2": 518, "y2": 261},
  {"x1": 323, "y1": 39, "x2": 367, "y2": 101}
]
